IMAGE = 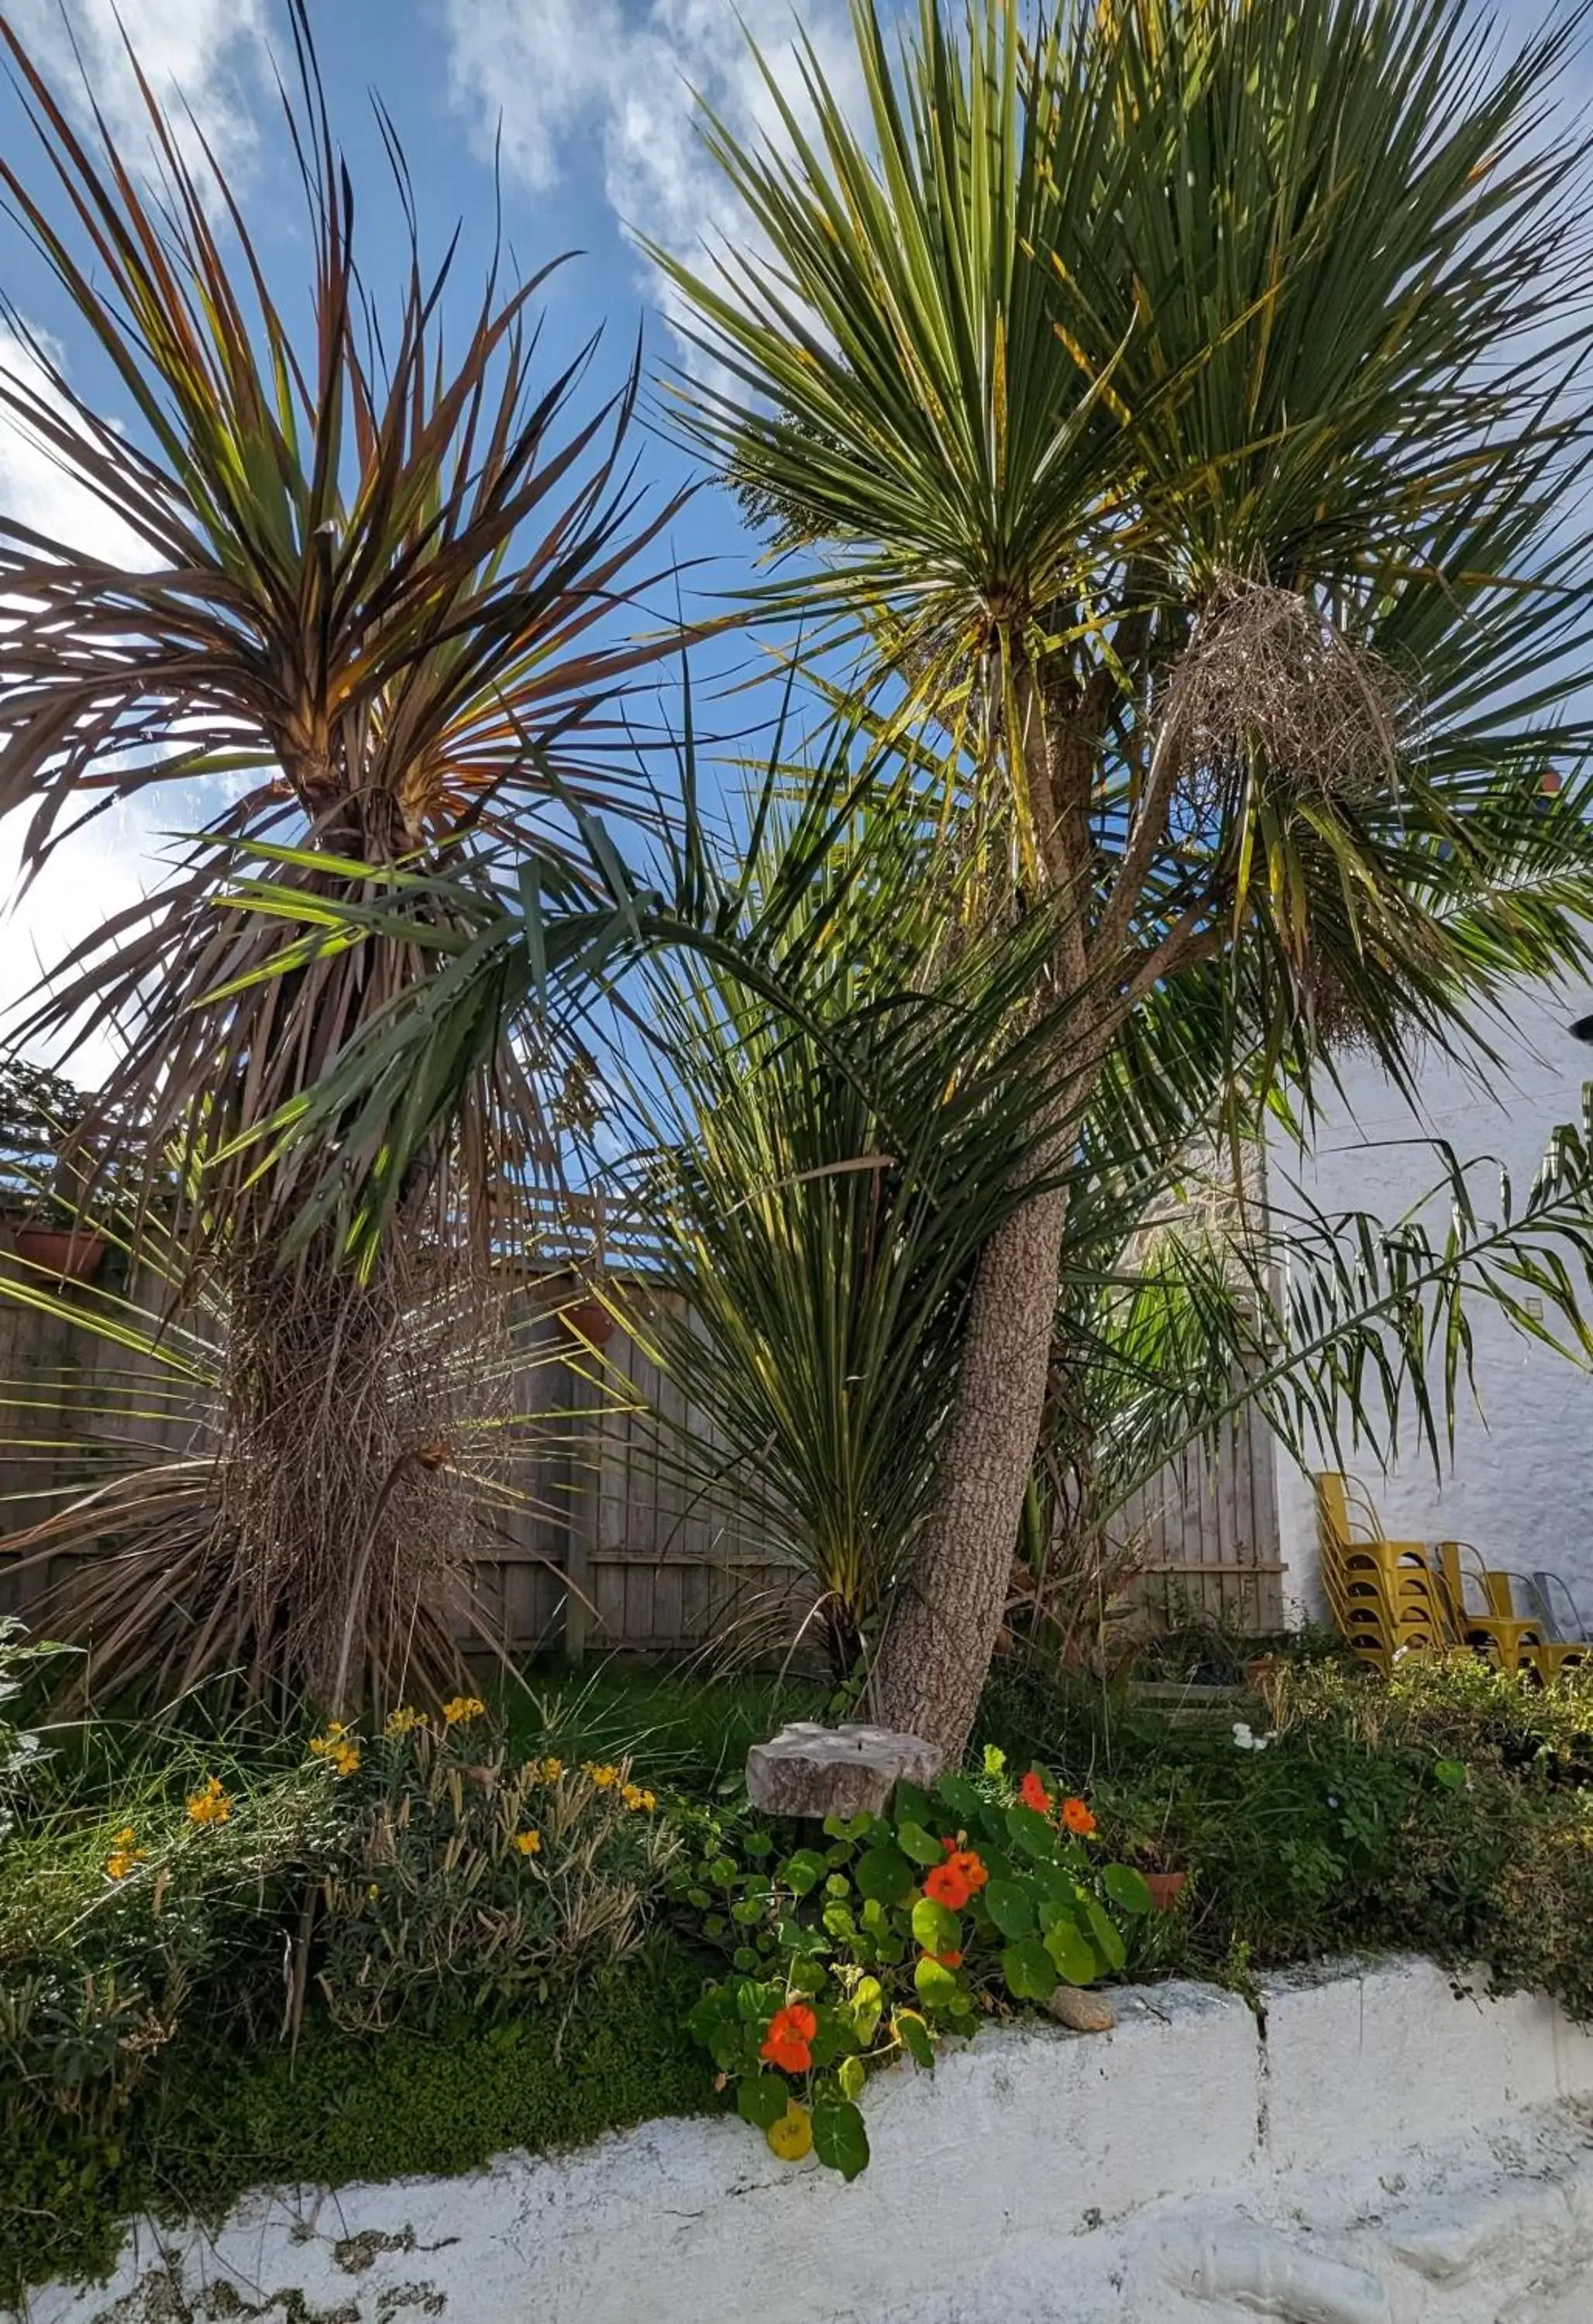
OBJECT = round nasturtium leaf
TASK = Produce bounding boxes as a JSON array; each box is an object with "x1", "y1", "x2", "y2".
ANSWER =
[
  {"x1": 855, "y1": 1844, "x2": 915, "y2": 1906},
  {"x1": 896, "y1": 1820, "x2": 944, "y2": 1867},
  {"x1": 812, "y1": 2093, "x2": 870, "y2": 2181},
  {"x1": 983, "y1": 1878, "x2": 1036, "y2": 1940},
  {"x1": 910, "y1": 1895, "x2": 960, "y2": 1954},
  {"x1": 1102, "y1": 1863, "x2": 1153, "y2": 1917},
  {"x1": 913, "y1": 1954, "x2": 961, "y2": 2011},
  {"x1": 1002, "y1": 1940, "x2": 1058, "y2": 2001},
  {"x1": 1044, "y1": 1919, "x2": 1098, "y2": 1986},
  {"x1": 738, "y1": 2073, "x2": 794, "y2": 2130}
]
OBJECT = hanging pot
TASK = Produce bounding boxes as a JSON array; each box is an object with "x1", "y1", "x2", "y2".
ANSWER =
[
  {"x1": 12, "y1": 1225, "x2": 107, "y2": 1282},
  {"x1": 559, "y1": 1297, "x2": 615, "y2": 1347}
]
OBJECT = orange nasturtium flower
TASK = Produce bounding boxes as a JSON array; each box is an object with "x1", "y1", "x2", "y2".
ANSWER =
[
  {"x1": 923, "y1": 1860, "x2": 972, "y2": 1911},
  {"x1": 926, "y1": 1948, "x2": 964, "y2": 1969},
  {"x1": 1019, "y1": 1770, "x2": 1054, "y2": 1815},
  {"x1": 442, "y1": 1695, "x2": 486, "y2": 1728},
  {"x1": 186, "y1": 1776, "x2": 231, "y2": 1827},
  {"x1": 946, "y1": 1848, "x2": 988, "y2": 1893},
  {"x1": 1060, "y1": 1797, "x2": 1097, "y2": 1838},
  {"x1": 760, "y1": 2003, "x2": 818, "y2": 2075}
]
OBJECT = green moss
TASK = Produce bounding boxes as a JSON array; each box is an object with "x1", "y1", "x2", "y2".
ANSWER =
[{"x1": 2, "y1": 1939, "x2": 717, "y2": 2306}]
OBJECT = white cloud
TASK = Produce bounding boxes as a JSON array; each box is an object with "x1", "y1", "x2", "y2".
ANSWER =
[
  {"x1": 444, "y1": 0, "x2": 865, "y2": 339},
  {"x1": 1, "y1": 321, "x2": 181, "y2": 1087},
  {"x1": 3, "y1": 0, "x2": 271, "y2": 185}
]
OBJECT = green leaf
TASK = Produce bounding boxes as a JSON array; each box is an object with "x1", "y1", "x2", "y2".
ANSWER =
[
  {"x1": 910, "y1": 1896, "x2": 959, "y2": 1954},
  {"x1": 1083, "y1": 1898, "x2": 1126, "y2": 1973},
  {"x1": 1044, "y1": 1920, "x2": 1098, "y2": 1987},
  {"x1": 983, "y1": 1879, "x2": 1036, "y2": 1941},
  {"x1": 824, "y1": 1872, "x2": 851, "y2": 1897},
  {"x1": 851, "y1": 1975, "x2": 884, "y2": 2047},
  {"x1": 838, "y1": 2054, "x2": 866, "y2": 2102},
  {"x1": 812, "y1": 2093, "x2": 870, "y2": 2181},
  {"x1": 1002, "y1": 1940, "x2": 1058, "y2": 2002},
  {"x1": 1102, "y1": 1864, "x2": 1153, "y2": 1917},
  {"x1": 737, "y1": 2074, "x2": 792, "y2": 2130},
  {"x1": 821, "y1": 1901, "x2": 857, "y2": 1940},
  {"x1": 824, "y1": 1811, "x2": 878, "y2": 1842},
  {"x1": 1007, "y1": 1804, "x2": 1059, "y2": 1860},
  {"x1": 789, "y1": 1958, "x2": 827, "y2": 1997},
  {"x1": 895, "y1": 1782, "x2": 932, "y2": 1828},
  {"x1": 913, "y1": 1955, "x2": 961, "y2": 2011},
  {"x1": 896, "y1": 1820, "x2": 944, "y2": 1867},
  {"x1": 935, "y1": 1773, "x2": 983, "y2": 1823},
  {"x1": 1433, "y1": 1758, "x2": 1469, "y2": 1792},
  {"x1": 733, "y1": 1946, "x2": 760, "y2": 1973},
  {"x1": 781, "y1": 1849, "x2": 827, "y2": 1897},
  {"x1": 895, "y1": 2009, "x2": 935, "y2": 2070},
  {"x1": 855, "y1": 1845, "x2": 915, "y2": 1906}
]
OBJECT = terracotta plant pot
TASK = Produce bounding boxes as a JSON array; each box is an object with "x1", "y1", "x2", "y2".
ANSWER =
[
  {"x1": 12, "y1": 1224, "x2": 107, "y2": 1282},
  {"x1": 559, "y1": 1297, "x2": 615, "y2": 1347},
  {"x1": 1144, "y1": 1869, "x2": 1188, "y2": 1913}
]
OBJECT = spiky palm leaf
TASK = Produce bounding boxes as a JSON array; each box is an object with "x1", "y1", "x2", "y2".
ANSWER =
[{"x1": 0, "y1": 0, "x2": 683, "y2": 1236}]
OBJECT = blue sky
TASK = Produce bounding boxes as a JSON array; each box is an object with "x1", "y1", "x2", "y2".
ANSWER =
[{"x1": 0, "y1": 0, "x2": 872, "y2": 1064}]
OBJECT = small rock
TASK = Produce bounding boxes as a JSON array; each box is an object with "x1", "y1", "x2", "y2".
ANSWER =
[
  {"x1": 745, "y1": 1721, "x2": 945, "y2": 1818},
  {"x1": 1046, "y1": 1986, "x2": 1116, "y2": 2033}
]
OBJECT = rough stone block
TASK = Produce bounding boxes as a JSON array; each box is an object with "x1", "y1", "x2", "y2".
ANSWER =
[{"x1": 744, "y1": 1721, "x2": 944, "y2": 1817}]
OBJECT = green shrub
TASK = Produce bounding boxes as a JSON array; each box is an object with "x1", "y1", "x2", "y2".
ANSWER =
[{"x1": 674, "y1": 1750, "x2": 1147, "y2": 2176}]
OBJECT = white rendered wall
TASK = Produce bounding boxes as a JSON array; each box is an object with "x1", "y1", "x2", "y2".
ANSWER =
[
  {"x1": 15, "y1": 1957, "x2": 1593, "y2": 2324},
  {"x1": 1268, "y1": 967, "x2": 1593, "y2": 1625}
]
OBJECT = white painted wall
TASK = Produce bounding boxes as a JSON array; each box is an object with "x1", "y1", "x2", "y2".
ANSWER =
[
  {"x1": 16, "y1": 1958, "x2": 1593, "y2": 2324},
  {"x1": 1268, "y1": 967, "x2": 1593, "y2": 1624}
]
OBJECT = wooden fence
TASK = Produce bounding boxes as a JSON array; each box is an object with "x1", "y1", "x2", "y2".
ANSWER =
[{"x1": 0, "y1": 1262, "x2": 1285, "y2": 1658}]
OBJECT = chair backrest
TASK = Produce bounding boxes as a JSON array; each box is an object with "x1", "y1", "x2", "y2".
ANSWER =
[{"x1": 1531, "y1": 1570, "x2": 1587, "y2": 1643}]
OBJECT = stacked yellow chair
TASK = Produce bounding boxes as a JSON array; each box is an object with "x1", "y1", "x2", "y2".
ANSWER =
[
  {"x1": 1316, "y1": 1474, "x2": 1593, "y2": 1682},
  {"x1": 1316, "y1": 1473, "x2": 1448, "y2": 1675}
]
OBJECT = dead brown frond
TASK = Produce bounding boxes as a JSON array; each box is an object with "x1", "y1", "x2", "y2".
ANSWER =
[
  {"x1": 1, "y1": 1239, "x2": 573, "y2": 1716},
  {"x1": 1160, "y1": 575, "x2": 1416, "y2": 811}
]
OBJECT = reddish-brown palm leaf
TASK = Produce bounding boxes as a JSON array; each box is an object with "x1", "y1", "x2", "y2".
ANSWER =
[{"x1": 0, "y1": 1, "x2": 683, "y2": 1238}]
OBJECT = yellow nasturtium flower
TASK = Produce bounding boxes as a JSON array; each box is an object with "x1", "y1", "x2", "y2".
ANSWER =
[{"x1": 766, "y1": 2100, "x2": 814, "y2": 2162}]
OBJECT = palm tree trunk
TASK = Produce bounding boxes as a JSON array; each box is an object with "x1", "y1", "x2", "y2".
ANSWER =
[{"x1": 869, "y1": 1177, "x2": 1071, "y2": 1755}]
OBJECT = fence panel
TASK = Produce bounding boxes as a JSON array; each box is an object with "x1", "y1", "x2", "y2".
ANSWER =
[{"x1": 0, "y1": 1260, "x2": 1285, "y2": 1652}]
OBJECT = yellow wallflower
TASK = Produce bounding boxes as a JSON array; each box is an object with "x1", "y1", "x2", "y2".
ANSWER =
[
  {"x1": 186, "y1": 1776, "x2": 231, "y2": 1827},
  {"x1": 540, "y1": 1757, "x2": 564, "y2": 1783},
  {"x1": 385, "y1": 1706, "x2": 427, "y2": 1738},
  {"x1": 442, "y1": 1695, "x2": 486, "y2": 1727},
  {"x1": 621, "y1": 1783, "x2": 656, "y2": 1813},
  {"x1": 514, "y1": 1829, "x2": 542, "y2": 1856},
  {"x1": 308, "y1": 1724, "x2": 356, "y2": 1762},
  {"x1": 584, "y1": 1762, "x2": 619, "y2": 1789},
  {"x1": 105, "y1": 1827, "x2": 146, "y2": 1882},
  {"x1": 330, "y1": 1741, "x2": 361, "y2": 1776}
]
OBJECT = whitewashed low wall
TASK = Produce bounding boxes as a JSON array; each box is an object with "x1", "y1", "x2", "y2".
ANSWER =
[{"x1": 15, "y1": 1955, "x2": 1593, "y2": 2324}]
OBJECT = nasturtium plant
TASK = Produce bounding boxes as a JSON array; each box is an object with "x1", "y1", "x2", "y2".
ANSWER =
[{"x1": 676, "y1": 1762, "x2": 1148, "y2": 2175}]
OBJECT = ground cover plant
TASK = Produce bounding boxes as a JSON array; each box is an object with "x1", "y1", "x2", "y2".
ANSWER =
[{"x1": 13, "y1": 1642, "x2": 1593, "y2": 2296}]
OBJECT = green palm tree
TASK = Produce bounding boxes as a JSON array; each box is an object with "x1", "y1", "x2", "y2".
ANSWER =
[
  {"x1": 641, "y1": 0, "x2": 1593, "y2": 1749},
  {"x1": 0, "y1": 5, "x2": 692, "y2": 1708}
]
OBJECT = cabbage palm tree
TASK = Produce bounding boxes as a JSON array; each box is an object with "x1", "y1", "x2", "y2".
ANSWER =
[
  {"x1": 0, "y1": 5, "x2": 691, "y2": 1707},
  {"x1": 643, "y1": 0, "x2": 1593, "y2": 1750}
]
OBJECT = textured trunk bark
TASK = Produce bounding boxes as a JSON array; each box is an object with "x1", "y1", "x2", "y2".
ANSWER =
[{"x1": 869, "y1": 1177, "x2": 1072, "y2": 1756}]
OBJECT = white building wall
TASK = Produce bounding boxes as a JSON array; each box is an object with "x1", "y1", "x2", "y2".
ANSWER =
[{"x1": 1269, "y1": 967, "x2": 1593, "y2": 1624}]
